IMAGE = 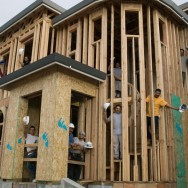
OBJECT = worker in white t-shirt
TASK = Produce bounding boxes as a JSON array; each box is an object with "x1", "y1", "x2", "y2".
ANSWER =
[
  {"x1": 24, "y1": 125, "x2": 38, "y2": 182},
  {"x1": 108, "y1": 62, "x2": 122, "y2": 98},
  {"x1": 68, "y1": 131, "x2": 86, "y2": 181}
]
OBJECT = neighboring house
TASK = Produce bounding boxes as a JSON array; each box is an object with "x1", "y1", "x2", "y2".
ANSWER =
[{"x1": 0, "y1": 0, "x2": 188, "y2": 187}]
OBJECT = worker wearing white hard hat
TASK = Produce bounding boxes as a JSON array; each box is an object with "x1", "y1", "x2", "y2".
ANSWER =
[
  {"x1": 68, "y1": 123, "x2": 75, "y2": 145},
  {"x1": 69, "y1": 123, "x2": 75, "y2": 129}
]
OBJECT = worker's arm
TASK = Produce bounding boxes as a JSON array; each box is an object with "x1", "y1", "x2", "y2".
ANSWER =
[
  {"x1": 165, "y1": 103, "x2": 179, "y2": 110},
  {"x1": 24, "y1": 124, "x2": 28, "y2": 139},
  {"x1": 108, "y1": 64, "x2": 111, "y2": 72},
  {"x1": 103, "y1": 111, "x2": 108, "y2": 123},
  {"x1": 19, "y1": 55, "x2": 24, "y2": 67},
  {"x1": 114, "y1": 75, "x2": 121, "y2": 81}
]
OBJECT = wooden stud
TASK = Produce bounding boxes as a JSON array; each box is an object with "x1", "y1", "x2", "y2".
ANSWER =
[
  {"x1": 61, "y1": 27, "x2": 67, "y2": 56},
  {"x1": 153, "y1": 9, "x2": 168, "y2": 181},
  {"x1": 147, "y1": 6, "x2": 157, "y2": 181},
  {"x1": 82, "y1": 16, "x2": 88, "y2": 64},
  {"x1": 110, "y1": 3, "x2": 115, "y2": 181},
  {"x1": 84, "y1": 99, "x2": 92, "y2": 180},
  {"x1": 50, "y1": 28, "x2": 55, "y2": 54},
  {"x1": 76, "y1": 19, "x2": 82, "y2": 62},
  {"x1": 132, "y1": 37, "x2": 138, "y2": 181},
  {"x1": 90, "y1": 93, "x2": 98, "y2": 180},
  {"x1": 139, "y1": 5, "x2": 148, "y2": 181},
  {"x1": 121, "y1": 3, "x2": 130, "y2": 181}
]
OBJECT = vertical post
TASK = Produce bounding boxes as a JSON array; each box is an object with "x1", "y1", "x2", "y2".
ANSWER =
[
  {"x1": 85, "y1": 100, "x2": 92, "y2": 179},
  {"x1": 76, "y1": 19, "x2": 82, "y2": 62},
  {"x1": 121, "y1": 4, "x2": 130, "y2": 181},
  {"x1": 132, "y1": 37, "x2": 138, "y2": 181},
  {"x1": 62, "y1": 27, "x2": 67, "y2": 56},
  {"x1": 147, "y1": 6, "x2": 157, "y2": 181},
  {"x1": 90, "y1": 93, "x2": 98, "y2": 180},
  {"x1": 50, "y1": 28, "x2": 55, "y2": 54},
  {"x1": 110, "y1": 3, "x2": 115, "y2": 181},
  {"x1": 82, "y1": 16, "x2": 88, "y2": 64},
  {"x1": 139, "y1": 5, "x2": 148, "y2": 181},
  {"x1": 153, "y1": 9, "x2": 168, "y2": 180}
]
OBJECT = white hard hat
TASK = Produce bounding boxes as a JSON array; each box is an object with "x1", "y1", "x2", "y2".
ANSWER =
[
  {"x1": 179, "y1": 104, "x2": 188, "y2": 113},
  {"x1": 84, "y1": 141, "x2": 93, "y2": 149},
  {"x1": 104, "y1": 103, "x2": 110, "y2": 111},
  {"x1": 23, "y1": 116, "x2": 29, "y2": 125},
  {"x1": 69, "y1": 123, "x2": 75, "y2": 129},
  {"x1": 19, "y1": 48, "x2": 24, "y2": 55}
]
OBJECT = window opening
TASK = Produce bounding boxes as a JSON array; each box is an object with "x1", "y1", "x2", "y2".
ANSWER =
[
  {"x1": 71, "y1": 30, "x2": 77, "y2": 51},
  {"x1": 24, "y1": 40, "x2": 33, "y2": 62},
  {"x1": 94, "y1": 18, "x2": 102, "y2": 41},
  {"x1": 3, "y1": 53, "x2": 9, "y2": 75},
  {"x1": 159, "y1": 20, "x2": 164, "y2": 43},
  {"x1": 22, "y1": 94, "x2": 42, "y2": 182},
  {"x1": 125, "y1": 12, "x2": 139, "y2": 35}
]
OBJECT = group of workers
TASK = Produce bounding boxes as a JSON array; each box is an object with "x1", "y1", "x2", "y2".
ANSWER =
[
  {"x1": 104, "y1": 87, "x2": 179, "y2": 160},
  {"x1": 23, "y1": 89, "x2": 181, "y2": 182},
  {"x1": 22, "y1": 47, "x2": 186, "y2": 182},
  {"x1": 68, "y1": 123, "x2": 87, "y2": 181}
]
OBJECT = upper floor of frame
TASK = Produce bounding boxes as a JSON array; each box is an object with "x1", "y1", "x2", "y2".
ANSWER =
[{"x1": 0, "y1": 0, "x2": 188, "y2": 76}]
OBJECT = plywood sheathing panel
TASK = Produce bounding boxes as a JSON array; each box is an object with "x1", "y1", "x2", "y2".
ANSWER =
[
  {"x1": 1, "y1": 90, "x2": 21, "y2": 179},
  {"x1": 36, "y1": 73, "x2": 57, "y2": 181}
]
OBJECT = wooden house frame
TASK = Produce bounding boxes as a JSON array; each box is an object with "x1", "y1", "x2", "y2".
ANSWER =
[{"x1": 0, "y1": 0, "x2": 188, "y2": 187}]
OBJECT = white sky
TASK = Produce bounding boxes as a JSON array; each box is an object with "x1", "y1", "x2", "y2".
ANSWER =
[{"x1": 0, "y1": 0, "x2": 187, "y2": 27}]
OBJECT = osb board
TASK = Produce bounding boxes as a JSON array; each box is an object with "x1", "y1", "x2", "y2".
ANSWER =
[
  {"x1": 13, "y1": 98, "x2": 28, "y2": 179},
  {"x1": 36, "y1": 73, "x2": 57, "y2": 181},
  {"x1": 51, "y1": 76, "x2": 71, "y2": 181},
  {"x1": 1, "y1": 91, "x2": 21, "y2": 179},
  {"x1": 171, "y1": 95, "x2": 187, "y2": 188},
  {"x1": 58, "y1": 69, "x2": 98, "y2": 97}
]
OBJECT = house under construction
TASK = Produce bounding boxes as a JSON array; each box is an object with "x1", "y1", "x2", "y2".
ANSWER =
[{"x1": 0, "y1": 0, "x2": 188, "y2": 187}]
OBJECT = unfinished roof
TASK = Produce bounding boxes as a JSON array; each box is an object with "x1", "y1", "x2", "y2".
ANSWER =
[
  {"x1": 0, "y1": 0, "x2": 65, "y2": 35},
  {"x1": 52, "y1": 0, "x2": 188, "y2": 26},
  {"x1": 0, "y1": 53, "x2": 106, "y2": 89},
  {"x1": 52, "y1": 0, "x2": 101, "y2": 26}
]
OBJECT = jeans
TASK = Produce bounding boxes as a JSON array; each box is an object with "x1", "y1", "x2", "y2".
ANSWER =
[
  {"x1": 147, "y1": 116, "x2": 159, "y2": 140},
  {"x1": 68, "y1": 153, "x2": 82, "y2": 181},
  {"x1": 114, "y1": 135, "x2": 122, "y2": 159},
  {"x1": 26, "y1": 151, "x2": 37, "y2": 180}
]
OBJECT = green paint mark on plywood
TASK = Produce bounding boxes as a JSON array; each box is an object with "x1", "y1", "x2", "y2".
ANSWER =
[{"x1": 171, "y1": 95, "x2": 186, "y2": 188}]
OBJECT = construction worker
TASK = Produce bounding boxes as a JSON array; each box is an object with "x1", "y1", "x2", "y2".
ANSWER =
[
  {"x1": 24, "y1": 125, "x2": 38, "y2": 182},
  {"x1": 104, "y1": 105, "x2": 122, "y2": 159},
  {"x1": 180, "y1": 49, "x2": 188, "y2": 86},
  {"x1": 146, "y1": 89, "x2": 179, "y2": 143},
  {"x1": 108, "y1": 62, "x2": 122, "y2": 98},
  {"x1": 68, "y1": 131, "x2": 86, "y2": 181},
  {"x1": 19, "y1": 55, "x2": 30, "y2": 67}
]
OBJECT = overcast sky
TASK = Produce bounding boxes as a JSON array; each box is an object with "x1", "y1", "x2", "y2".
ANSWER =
[{"x1": 0, "y1": 0, "x2": 187, "y2": 27}]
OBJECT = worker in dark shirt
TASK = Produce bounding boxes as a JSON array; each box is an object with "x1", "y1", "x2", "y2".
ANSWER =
[{"x1": 19, "y1": 55, "x2": 30, "y2": 67}]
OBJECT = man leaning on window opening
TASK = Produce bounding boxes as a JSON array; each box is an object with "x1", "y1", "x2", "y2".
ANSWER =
[
  {"x1": 19, "y1": 54, "x2": 30, "y2": 67},
  {"x1": 146, "y1": 89, "x2": 179, "y2": 144}
]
